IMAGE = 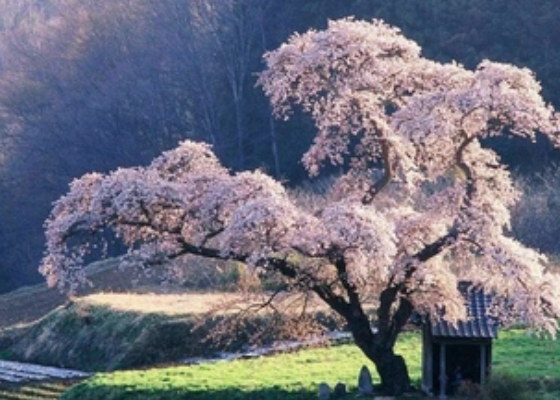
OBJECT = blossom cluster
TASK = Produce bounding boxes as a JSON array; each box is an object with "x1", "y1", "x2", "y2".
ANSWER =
[{"x1": 42, "y1": 19, "x2": 560, "y2": 334}]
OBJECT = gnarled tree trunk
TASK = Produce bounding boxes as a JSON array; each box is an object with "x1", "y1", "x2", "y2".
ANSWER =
[
  {"x1": 346, "y1": 308, "x2": 412, "y2": 395},
  {"x1": 341, "y1": 283, "x2": 413, "y2": 396},
  {"x1": 372, "y1": 350, "x2": 411, "y2": 395}
]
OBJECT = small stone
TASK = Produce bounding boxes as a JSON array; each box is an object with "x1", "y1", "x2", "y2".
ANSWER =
[
  {"x1": 333, "y1": 382, "x2": 347, "y2": 398},
  {"x1": 358, "y1": 365, "x2": 374, "y2": 395},
  {"x1": 318, "y1": 382, "x2": 331, "y2": 400}
]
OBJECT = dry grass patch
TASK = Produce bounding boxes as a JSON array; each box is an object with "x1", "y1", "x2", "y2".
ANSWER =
[
  {"x1": 83, "y1": 292, "x2": 245, "y2": 316},
  {"x1": 82, "y1": 290, "x2": 335, "y2": 317}
]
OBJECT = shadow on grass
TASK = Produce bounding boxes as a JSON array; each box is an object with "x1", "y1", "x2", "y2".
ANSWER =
[
  {"x1": 62, "y1": 385, "x2": 320, "y2": 400},
  {"x1": 528, "y1": 377, "x2": 560, "y2": 397}
]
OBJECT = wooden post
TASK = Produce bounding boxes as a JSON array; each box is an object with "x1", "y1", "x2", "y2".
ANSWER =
[
  {"x1": 480, "y1": 344, "x2": 487, "y2": 384},
  {"x1": 439, "y1": 343, "x2": 447, "y2": 400},
  {"x1": 422, "y1": 326, "x2": 433, "y2": 394}
]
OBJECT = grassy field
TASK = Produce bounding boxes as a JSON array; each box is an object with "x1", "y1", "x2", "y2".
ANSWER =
[
  {"x1": 2, "y1": 327, "x2": 560, "y2": 400},
  {"x1": 61, "y1": 333, "x2": 421, "y2": 400},
  {"x1": 0, "y1": 258, "x2": 168, "y2": 330},
  {"x1": 491, "y1": 330, "x2": 560, "y2": 398},
  {"x1": 0, "y1": 291, "x2": 340, "y2": 373},
  {"x1": 55, "y1": 329, "x2": 560, "y2": 400},
  {"x1": 2, "y1": 266, "x2": 560, "y2": 400}
]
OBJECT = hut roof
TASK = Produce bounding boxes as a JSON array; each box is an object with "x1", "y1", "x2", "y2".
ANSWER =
[{"x1": 431, "y1": 282, "x2": 498, "y2": 339}]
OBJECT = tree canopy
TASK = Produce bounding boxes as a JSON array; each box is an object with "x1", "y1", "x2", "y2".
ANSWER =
[
  {"x1": 40, "y1": 19, "x2": 560, "y2": 395},
  {"x1": 2, "y1": 0, "x2": 560, "y2": 293}
]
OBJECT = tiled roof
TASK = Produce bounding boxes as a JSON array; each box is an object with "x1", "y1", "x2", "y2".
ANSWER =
[{"x1": 431, "y1": 282, "x2": 498, "y2": 339}]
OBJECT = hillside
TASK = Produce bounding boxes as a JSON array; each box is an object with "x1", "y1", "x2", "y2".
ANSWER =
[
  {"x1": 0, "y1": 261, "x2": 224, "y2": 370},
  {"x1": 0, "y1": 260, "x2": 338, "y2": 372},
  {"x1": 0, "y1": 259, "x2": 174, "y2": 329}
]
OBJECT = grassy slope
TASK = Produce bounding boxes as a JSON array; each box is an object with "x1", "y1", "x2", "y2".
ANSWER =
[
  {"x1": 2, "y1": 267, "x2": 560, "y2": 400},
  {"x1": 0, "y1": 261, "x2": 255, "y2": 399},
  {"x1": 60, "y1": 329, "x2": 560, "y2": 400},
  {"x1": 0, "y1": 258, "x2": 157, "y2": 330},
  {"x1": 0, "y1": 292, "x2": 274, "y2": 371},
  {"x1": 0, "y1": 260, "x2": 339, "y2": 372},
  {"x1": 62, "y1": 334, "x2": 421, "y2": 400}
]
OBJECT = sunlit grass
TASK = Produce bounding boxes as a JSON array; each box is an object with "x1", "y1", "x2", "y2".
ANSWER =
[
  {"x1": 59, "y1": 328, "x2": 560, "y2": 400},
  {"x1": 5, "y1": 329, "x2": 560, "y2": 400},
  {"x1": 83, "y1": 292, "x2": 244, "y2": 315},
  {"x1": 492, "y1": 329, "x2": 560, "y2": 377},
  {"x1": 62, "y1": 332, "x2": 421, "y2": 400},
  {"x1": 492, "y1": 329, "x2": 560, "y2": 399},
  {"x1": 82, "y1": 290, "x2": 336, "y2": 316}
]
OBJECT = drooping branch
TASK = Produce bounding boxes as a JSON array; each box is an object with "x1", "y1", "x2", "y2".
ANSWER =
[
  {"x1": 266, "y1": 256, "x2": 352, "y2": 319},
  {"x1": 168, "y1": 235, "x2": 355, "y2": 321},
  {"x1": 376, "y1": 285, "x2": 413, "y2": 348}
]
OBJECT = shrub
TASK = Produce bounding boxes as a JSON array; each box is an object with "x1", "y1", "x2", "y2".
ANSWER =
[
  {"x1": 456, "y1": 380, "x2": 483, "y2": 400},
  {"x1": 481, "y1": 374, "x2": 531, "y2": 400}
]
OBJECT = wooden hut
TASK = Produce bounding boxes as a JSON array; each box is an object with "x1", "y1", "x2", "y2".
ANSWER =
[{"x1": 421, "y1": 282, "x2": 498, "y2": 399}]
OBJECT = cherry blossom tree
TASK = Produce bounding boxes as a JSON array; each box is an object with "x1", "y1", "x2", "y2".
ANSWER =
[{"x1": 40, "y1": 19, "x2": 560, "y2": 395}]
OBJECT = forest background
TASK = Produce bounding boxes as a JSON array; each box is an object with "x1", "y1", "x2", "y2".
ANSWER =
[{"x1": 1, "y1": 0, "x2": 560, "y2": 294}]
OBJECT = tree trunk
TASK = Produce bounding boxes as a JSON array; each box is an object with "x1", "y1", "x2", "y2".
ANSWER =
[
  {"x1": 343, "y1": 285, "x2": 413, "y2": 396},
  {"x1": 298, "y1": 256, "x2": 415, "y2": 396},
  {"x1": 353, "y1": 334, "x2": 411, "y2": 395},
  {"x1": 374, "y1": 349, "x2": 411, "y2": 396},
  {"x1": 345, "y1": 312, "x2": 411, "y2": 396}
]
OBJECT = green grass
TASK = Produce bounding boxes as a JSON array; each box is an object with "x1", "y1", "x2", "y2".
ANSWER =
[
  {"x1": 3, "y1": 329, "x2": 560, "y2": 400},
  {"x1": 493, "y1": 329, "x2": 560, "y2": 376},
  {"x1": 491, "y1": 329, "x2": 560, "y2": 400},
  {"x1": 61, "y1": 332, "x2": 421, "y2": 400},
  {"x1": 59, "y1": 329, "x2": 560, "y2": 400}
]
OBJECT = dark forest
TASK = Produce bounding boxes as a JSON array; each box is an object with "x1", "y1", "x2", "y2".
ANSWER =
[{"x1": 1, "y1": 0, "x2": 560, "y2": 293}]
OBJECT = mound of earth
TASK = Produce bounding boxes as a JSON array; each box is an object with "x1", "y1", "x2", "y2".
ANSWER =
[
  {"x1": 0, "y1": 295, "x2": 337, "y2": 372},
  {"x1": 0, "y1": 262, "x2": 340, "y2": 372}
]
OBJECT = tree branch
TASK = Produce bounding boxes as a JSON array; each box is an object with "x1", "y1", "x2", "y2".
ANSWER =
[
  {"x1": 330, "y1": 249, "x2": 366, "y2": 317},
  {"x1": 361, "y1": 138, "x2": 394, "y2": 205},
  {"x1": 266, "y1": 257, "x2": 352, "y2": 318}
]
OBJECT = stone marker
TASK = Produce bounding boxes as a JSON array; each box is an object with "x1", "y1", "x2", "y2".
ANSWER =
[
  {"x1": 358, "y1": 365, "x2": 374, "y2": 395},
  {"x1": 318, "y1": 382, "x2": 331, "y2": 400},
  {"x1": 333, "y1": 382, "x2": 347, "y2": 398}
]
